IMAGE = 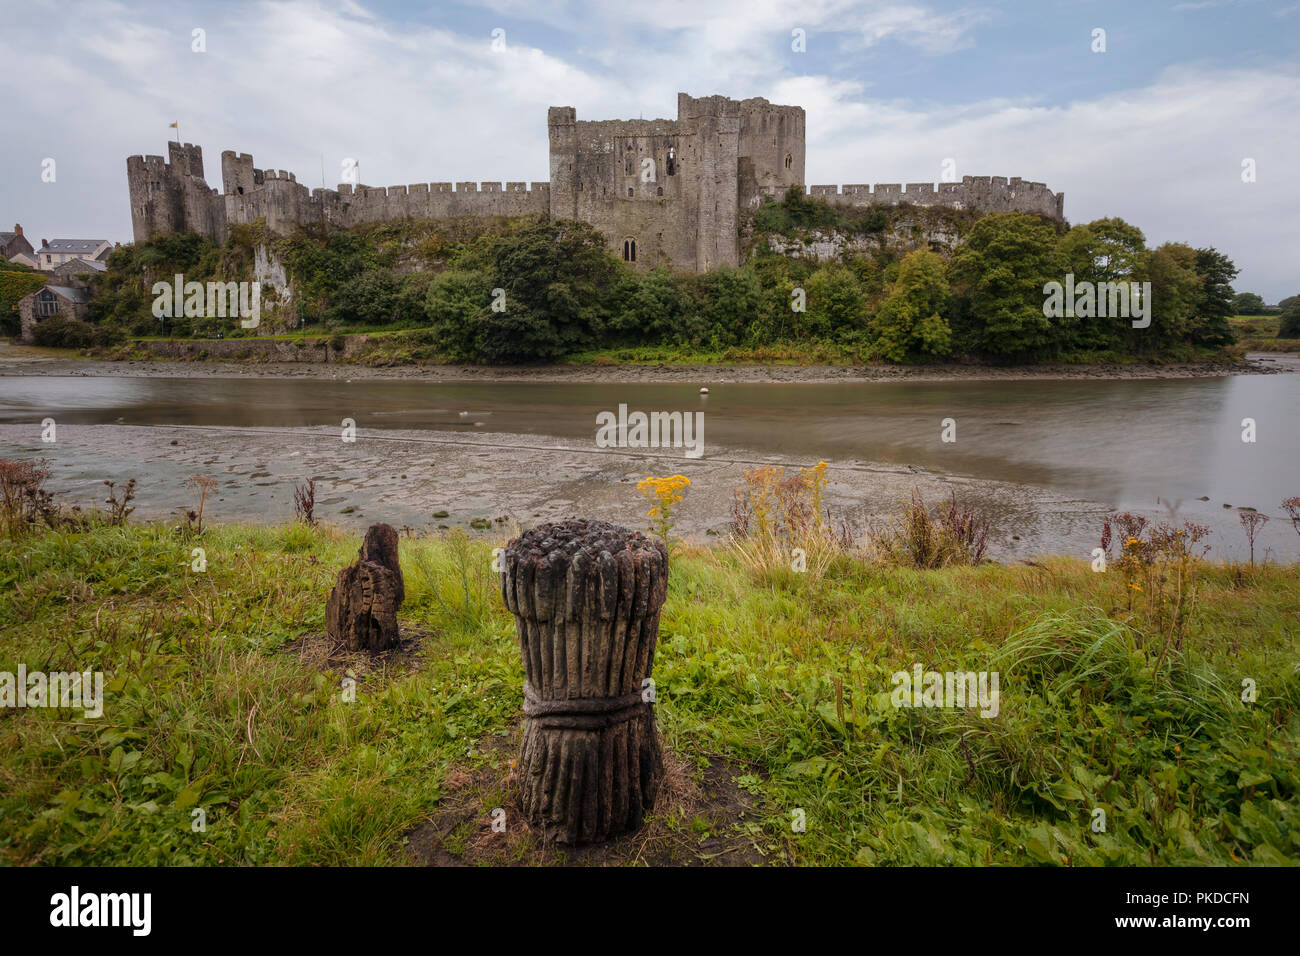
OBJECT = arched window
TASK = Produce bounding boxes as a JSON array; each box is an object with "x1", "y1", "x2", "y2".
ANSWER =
[
  {"x1": 656, "y1": 186, "x2": 663, "y2": 196},
  {"x1": 666, "y1": 148, "x2": 676, "y2": 176},
  {"x1": 625, "y1": 158, "x2": 633, "y2": 175},
  {"x1": 622, "y1": 238, "x2": 636, "y2": 263},
  {"x1": 627, "y1": 187, "x2": 634, "y2": 198},
  {"x1": 784, "y1": 153, "x2": 793, "y2": 170},
  {"x1": 35, "y1": 289, "x2": 58, "y2": 317}
]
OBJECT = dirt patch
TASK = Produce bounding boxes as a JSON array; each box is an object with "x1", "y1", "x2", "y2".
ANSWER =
[
  {"x1": 282, "y1": 624, "x2": 429, "y2": 679},
  {"x1": 406, "y1": 728, "x2": 774, "y2": 866}
]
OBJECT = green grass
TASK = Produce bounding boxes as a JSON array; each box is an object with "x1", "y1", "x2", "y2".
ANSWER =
[
  {"x1": 1230, "y1": 314, "x2": 1299, "y2": 352},
  {"x1": 1, "y1": 522, "x2": 1296, "y2": 865}
]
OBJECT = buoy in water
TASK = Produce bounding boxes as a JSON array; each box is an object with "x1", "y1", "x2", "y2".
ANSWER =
[{"x1": 699, "y1": 387, "x2": 709, "y2": 394}]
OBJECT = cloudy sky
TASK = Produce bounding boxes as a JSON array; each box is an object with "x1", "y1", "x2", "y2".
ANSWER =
[{"x1": 3, "y1": 0, "x2": 1297, "y2": 299}]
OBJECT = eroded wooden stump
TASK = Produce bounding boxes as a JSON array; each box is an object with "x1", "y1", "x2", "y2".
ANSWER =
[
  {"x1": 501, "y1": 519, "x2": 669, "y2": 844},
  {"x1": 326, "y1": 523, "x2": 405, "y2": 652}
]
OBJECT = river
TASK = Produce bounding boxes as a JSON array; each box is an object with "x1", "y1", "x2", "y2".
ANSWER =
[{"x1": 1, "y1": 356, "x2": 1296, "y2": 562}]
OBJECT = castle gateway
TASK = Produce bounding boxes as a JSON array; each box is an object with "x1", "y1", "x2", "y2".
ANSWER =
[{"x1": 127, "y1": 93, "x2": 1064, "y2": 273}]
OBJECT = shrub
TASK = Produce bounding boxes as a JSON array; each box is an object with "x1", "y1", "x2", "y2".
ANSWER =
[
  {"x1": 873, "y1": 491, "x2": 992, "y2": 568},
  {"x1": 0, "y1": 266, "x2": 47, "y2": 337},
  {"x1": 0, "y1": 458, "x2": 52, "y2": 537},
  {"x1": 730, "y1": 462, "x2": 843, "y2": 584},
  {"x1": 871, "y1": 249, "x2": 952, "y2": 361},
  {"x1": 1101, "y1": 512, "x2": 1211, "y2": 655},
  {"x1": 31, "y1": 316, "x2": 106, "y2": 349},
  {"x1": 1278, "y1": 298, "x2": 1300, "y2": 338}
]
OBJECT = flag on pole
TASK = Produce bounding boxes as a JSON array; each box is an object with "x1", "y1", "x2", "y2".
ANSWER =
[{"x1": 169, "y1": 122, "x2": 178, "y2": 128}]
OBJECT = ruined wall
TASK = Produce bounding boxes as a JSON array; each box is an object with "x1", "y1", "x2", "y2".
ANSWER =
[
  {"x1": 127, "y1": 142, "x2": 227, "y2": 244},
  {"x1": 130, "y1": 144, "x2": 547, "y2": 246},
  {"x1": 325, "y1": 180, "x2": 548, "y2": 227},
  {"x1": 126, "y1": 97, "x2": 1061, "y2": 275},
  {"x1": 218, "y1": 150, "x2": 549, "y2": 235},
  {"x1": 808, "y1": 176, "x2": 1064, "y2": 221},
  {"x1": 548, "y1": 105, "x2": 698, "y2": 271},
  {"x1": 680, "y1": 94, "x2": 740, "y2": 271},
  {"x1": 543, "y1": 93, "x2": 803, "y2": 271},
  {"x1": 737, "y1": 97, "x2": 805, "y2": 210}
]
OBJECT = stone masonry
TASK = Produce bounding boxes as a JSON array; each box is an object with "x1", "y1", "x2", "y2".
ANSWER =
[{"x1": 127, "y1": 92, "x2": 1064, "y2": 273}]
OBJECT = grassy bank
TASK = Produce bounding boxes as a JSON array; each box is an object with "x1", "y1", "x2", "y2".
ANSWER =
[
  {"x1": 1230, "y1": 314, "x2": 1300, "y2": 352},
  {"x1": 67, "y1": 331, "x2": 1254, "y2": 370},
  {"x1": 1, "y1": 522, "x2": 1296, "y2": 865}
]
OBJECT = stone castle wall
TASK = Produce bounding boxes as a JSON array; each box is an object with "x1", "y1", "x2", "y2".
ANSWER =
[
  {"x1": 808, "y1": 176, "x2": 1064, "y2": 220},
  {"x1": 220, "y1": 150, "x2": 549, "y2": 235},
  {"x1": 126, "y1": 94, "x2": 1062, "y2": 273}
]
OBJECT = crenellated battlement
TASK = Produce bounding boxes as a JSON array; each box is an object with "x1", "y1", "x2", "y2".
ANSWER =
[
  {"x1": 804, "y1": 175, "x2": 1064, "y2": 220},
  {"x1": 126, "y1": 94, "x2": 1062, "y2": 270},
  {"x1": 127, "y1": 143, "x2": 223, "y2": 243}
]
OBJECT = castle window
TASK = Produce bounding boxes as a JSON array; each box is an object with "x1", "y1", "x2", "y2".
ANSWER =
[
  {"x1": 622, "y1": 238, "x2": 636, "y2": 262},
  {"x1": 627, "y1": 187, "x2": 634, "y2": 198},
  {"x1": 667, "y1": 148, "x2": 676, "y2": 175},
  {"x1": 784, "y1": 153, "x2": 793, "y2": 170},
  {"x1": 625, "y1": 158, "x2": 633, "y2": 175},
  {"x1": 657, "y1": 186, "x2": 663, "y2": 196}
]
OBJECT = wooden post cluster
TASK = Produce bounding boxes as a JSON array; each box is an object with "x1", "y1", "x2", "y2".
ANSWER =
[
  {"x1": 326, "y1": 523, "x2": 405, "y2": 652},
  {"x1": 500, "y1": 519, "x2": 669, "y2": 844}
]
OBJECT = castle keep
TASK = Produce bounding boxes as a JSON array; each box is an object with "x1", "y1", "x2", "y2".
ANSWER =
[{"x1": 127, "y1": 92, "x2": 1064, "y2": 273}]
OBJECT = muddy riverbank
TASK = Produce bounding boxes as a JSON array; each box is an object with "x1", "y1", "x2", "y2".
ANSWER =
[{"x1": 0, "y1": 342, "x2": 1290, "y2": 384}]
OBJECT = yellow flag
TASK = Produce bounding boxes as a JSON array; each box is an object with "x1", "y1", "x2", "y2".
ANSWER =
[{"x1": 169, "y1": 122, "x2": 178, "y2": 129}]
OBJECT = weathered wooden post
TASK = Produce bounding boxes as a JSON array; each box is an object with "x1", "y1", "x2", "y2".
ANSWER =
[
  {"x1": 326, "y1": 523, "x2": 405, "y2": 652},
  {"x1": 500, "y1": 519, "x2": 669, "y2": 844}
]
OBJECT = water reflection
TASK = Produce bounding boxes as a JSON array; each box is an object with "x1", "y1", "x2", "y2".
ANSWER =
[{"x1": 1, "y1": 367, "x2": 1296, "y2": 559}]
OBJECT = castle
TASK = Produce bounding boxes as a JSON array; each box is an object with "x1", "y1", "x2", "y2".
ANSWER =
[{"x1": 127, "y1": 93, "x2": 1064, "y2": 273}]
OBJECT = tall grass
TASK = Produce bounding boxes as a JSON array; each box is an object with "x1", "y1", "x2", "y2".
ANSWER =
[{"x1": 1, "y1": 521, "x2": 1296, "y2": 865}]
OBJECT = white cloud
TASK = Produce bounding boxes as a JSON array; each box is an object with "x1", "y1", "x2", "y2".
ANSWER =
[
  {"x1": 802, "y1": 65, "x2": 1300, "y2": 298},
  {"x1": 2, "y1": 0, "x2": 1295, "y2": 299}
]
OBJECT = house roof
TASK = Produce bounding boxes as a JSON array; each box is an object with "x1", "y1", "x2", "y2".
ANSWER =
[
  {"x1": 41, "y1": 239, "x2": 109, "y2": 254},
  {"x1": 54, "y1": 257, "x2": 107, "y2": 273},
  {"x1": 42, "y1": 285, "x2": 91, "y2": 303},
  {"x1": 0, "y1": 232, "x2": 17, "y2": 244}
]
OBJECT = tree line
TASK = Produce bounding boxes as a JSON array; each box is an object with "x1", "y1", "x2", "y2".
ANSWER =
[{"x1": 72, "y1": 190, "x2": 1298, "y2": 362}]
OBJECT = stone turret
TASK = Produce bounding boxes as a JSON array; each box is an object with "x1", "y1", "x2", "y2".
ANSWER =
[{"x1": 125, "y1": 95, "x2": 1062, "y2": 271}]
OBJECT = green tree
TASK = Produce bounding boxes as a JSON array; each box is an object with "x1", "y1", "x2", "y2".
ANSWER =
[
  {"x1": 949, "y1": 212, "x2": 1065, "y2": 358},
  {"x1": 1231, "y1": 292, "x2": 1266, "y2": 315},
  {"x1": 1278, "y1": 298, "x2": 1300, "y2": 338},
  {"x1": 1190, "y1": 247, "x2": 1238, "y2": 347},
  {"x1": 872, "y1": 249, "x2": 952, "y2": 362},
  {"x1": 332, "y1": 269, "x2": 400, "y2": 326},
  {"x1": 801, "y1": 264, "x2": 866, "y2": 340},
  {"x1": 425, "y1": 269, "x2": 490, "y2": 361},
  {"x1": 698, "y1": 266, "x2": 765, "y2": 347},
  {"x1": 608, "y1": 268, "x2": 700, "y2": 345},
  {"x1": 1147, "y1": 243, "x2": 1204, "y2": 350},
  {"x1": 461, "y1": 219, "x2": 618, "y2": 361},
  {"x1": 1056, "y1": 218, "x2": 1148, "y2": 352}
]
